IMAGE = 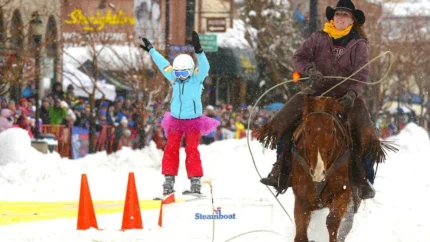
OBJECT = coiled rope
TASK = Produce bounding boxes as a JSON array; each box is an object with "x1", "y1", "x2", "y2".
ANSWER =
[
  {"x1": 200, "y1": 51, "x2": 394, "y2": 242},
  {"x1": 219, "y1": 51, "x2": 395, "y2": 241}
]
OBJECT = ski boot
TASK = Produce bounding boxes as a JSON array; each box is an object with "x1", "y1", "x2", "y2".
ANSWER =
[
  {"x1": 189, "y1": 177, "x2": 202, "y2": 194},
  {"x1": 163, "y1": 175, "x2": 175, "y2": 195}
]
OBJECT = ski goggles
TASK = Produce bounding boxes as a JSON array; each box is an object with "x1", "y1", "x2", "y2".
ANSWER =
[{"x1": 174, "y1": 69, "x2": 191, "y2": 79}]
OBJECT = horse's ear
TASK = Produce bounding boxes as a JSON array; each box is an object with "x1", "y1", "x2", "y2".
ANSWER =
[{"x1": 329, "y1": 98, "x2": 345, "y2": 115}]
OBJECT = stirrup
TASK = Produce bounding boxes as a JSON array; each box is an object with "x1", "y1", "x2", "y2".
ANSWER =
[{"x1": 275, "y1": 172, "x2": 290, "y2": 196}]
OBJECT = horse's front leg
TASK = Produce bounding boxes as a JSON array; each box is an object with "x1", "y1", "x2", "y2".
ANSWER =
[
  {"x1": 326, "y1": 193, "x2": 349, "y2": 242},
  {"x1": 294, "y1": 197, "x2": 312, "y2": 242}
]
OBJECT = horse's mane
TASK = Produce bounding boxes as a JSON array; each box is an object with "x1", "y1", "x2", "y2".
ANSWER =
[{"x1": 293, "y1": 96, "x2": 348, "y2": 144}]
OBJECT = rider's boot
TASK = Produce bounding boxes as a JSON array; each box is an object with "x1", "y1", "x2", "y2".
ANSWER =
[
  {"x1": 260, "y1": 133, "x2": 293, "y2": 193},
  {"x1": 360, "y1": 179, "x2": 375, "y2": 200},
  {"x1": 260, "y1": 161, "x2": 281, "y2": 187},
  {"x1": 360, "y1": 156, "x2": 376, "y2": 199}
]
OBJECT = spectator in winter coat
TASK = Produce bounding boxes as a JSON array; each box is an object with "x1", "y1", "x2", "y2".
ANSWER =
[
  {"x1": 0, "y1": 109, "x2": 13, "y2": 133},
  {"x1": 40, "y1": 99, "x2": 51, "y2": 124},
  {"x1": 15, "y1": 114, "x2": 33, "y2": 138},
  {"x1": 48, "y1": 99, "x2": 68, "y2": 125},
  {"x1": 1, "y1": 97, "x2": 8, "y2": 109},
  {"x1": 63, "y1": 84, "x2": 78, "y2": 108},
  {"x1": 119, "y1": 127, "x2": 133, "y2": 149},
  {"x1": 50, "y1": 82, "x2": 64, "y2": 101},
  {"x1": 21, "y1": 80, "x2": 36, "y2": 99},
  {"x1": 18, "y1": 98, "x2": 30, "y2": 117}
]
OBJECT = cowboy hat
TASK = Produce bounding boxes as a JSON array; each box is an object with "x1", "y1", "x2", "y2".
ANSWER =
[{"x1": 326, "y1": 0, "x2": 365, "y2": 25}]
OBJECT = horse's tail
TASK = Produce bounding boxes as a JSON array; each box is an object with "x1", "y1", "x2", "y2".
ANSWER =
[{"x1": 371, "y1": 140, "x2": 399, "y2": 164}]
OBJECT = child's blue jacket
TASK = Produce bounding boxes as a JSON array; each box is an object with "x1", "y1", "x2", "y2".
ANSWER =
[{"x1": 149, "y1": 48, "x2": 210, "y2": 119}]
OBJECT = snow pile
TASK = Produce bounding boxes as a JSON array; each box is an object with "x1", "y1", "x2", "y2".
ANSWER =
[
  {"x1": 386, "y1": 122, "x2": 430, "y2": 153},
  {"x1": 0, "y1": 128, "x2": 38, "y2": 166}
]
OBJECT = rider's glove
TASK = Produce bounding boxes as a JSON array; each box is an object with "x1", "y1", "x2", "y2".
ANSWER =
[
  {"x1": 140, "y1": 38, "x2": 153, "y2": 52},
  {"x1": 339, "y1": 90, "x2": 357, "y2": 108},
  {"x1": 306, "y1": 68, "x2": 324, "y2": 82},
  {"x1": 191, "y1": 31, "x2": 203, "y2": 54}
]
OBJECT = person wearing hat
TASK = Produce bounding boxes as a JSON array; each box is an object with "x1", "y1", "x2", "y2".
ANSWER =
[
  {"x1": 255, "y1": 0, "x2": 386, "y2": 200},
  {"x1": 63, "y1": 84, "x2": 78, "y2": 108}
]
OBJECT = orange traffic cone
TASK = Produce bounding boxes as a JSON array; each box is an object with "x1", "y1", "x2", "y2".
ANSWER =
[
  {"x1": 158, "y1": 193, "x2": 175, "y2": 227},
  {"x1": 77, "y1": 174, "x2": 98, "y2": 230},
  {"x1": 121, "y1": 172, "x2": 143, "y2": 230}
]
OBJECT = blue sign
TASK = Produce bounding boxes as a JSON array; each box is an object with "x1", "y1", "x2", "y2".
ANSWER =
[{"x1": 71, "y1": 127, "x2": 89, "y2": 159}]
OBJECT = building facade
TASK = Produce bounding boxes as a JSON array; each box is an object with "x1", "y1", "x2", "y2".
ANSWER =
[{"x1": 0, "y1": 0, "x2": 61, "y2": 101}]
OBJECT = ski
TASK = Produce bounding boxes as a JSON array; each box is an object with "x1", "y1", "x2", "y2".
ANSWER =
[
  {"x1": 182, "y1": 190, "x2": 208, "y2": 199},
  {"x1": 153, "y1": 192, "x2": 175, "y2": 201}
]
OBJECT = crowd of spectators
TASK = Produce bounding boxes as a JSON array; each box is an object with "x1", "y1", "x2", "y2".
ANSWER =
[
  {"x1": 0, "y1": 82, "x2": 427, "y2": 155},
  {"x1": 0, "y1": 82, "x2": 278, "y2": 153}
]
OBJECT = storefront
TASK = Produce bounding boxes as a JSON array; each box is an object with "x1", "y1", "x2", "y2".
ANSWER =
[
  {"x1": 61, "y1": 0, "x2": 169, "y2": 100},
  {"x1": 205, "y1": 47, "x2": 259, "y2": 107}
]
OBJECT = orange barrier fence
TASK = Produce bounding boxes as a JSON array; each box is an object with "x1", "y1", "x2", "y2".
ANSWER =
[{"x1": 41, "y1": 125, "x2": 121, "y2": 159}]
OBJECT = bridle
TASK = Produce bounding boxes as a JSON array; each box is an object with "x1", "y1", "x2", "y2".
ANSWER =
[{"x1": 292, "y1": 111, "x2": 351, "y2": 208}]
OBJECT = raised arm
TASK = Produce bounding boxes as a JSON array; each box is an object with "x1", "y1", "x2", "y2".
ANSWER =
[
  {"x1": 149, "y1": 48, "x2": 175, "y2": 82},
  {"x1": 195, "y1": 52, "x2": 210, "y2": 83},
  {"x1": 190, "y1": 31, "x2": 210, "y2": 83},
  {"x1": 140, "y1": 38, "x2": 174, "y2": 82}
]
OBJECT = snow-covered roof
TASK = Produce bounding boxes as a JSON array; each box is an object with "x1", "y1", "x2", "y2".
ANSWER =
[
  {"x1": 214, "y1": 19, "x2": 256, "y2": 50},
  {"x1": 381, "y1": 1, "x2": 430, "y2": 41},
  {"x1": 383, "y1": 1, "x2": 430, "y2": 17}
]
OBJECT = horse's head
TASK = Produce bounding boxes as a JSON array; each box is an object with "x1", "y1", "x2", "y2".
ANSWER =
[{"x1": 293, "y1": 96, "x2": 350, "y2": 183}]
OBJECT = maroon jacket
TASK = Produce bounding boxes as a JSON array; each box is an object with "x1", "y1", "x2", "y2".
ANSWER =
[{"x1": 293, "y1": 31, "x2": 370, "y2": 98}]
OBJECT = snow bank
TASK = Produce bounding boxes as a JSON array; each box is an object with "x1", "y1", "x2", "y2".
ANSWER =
[
  {"x1": 0, "y1": 128, "x2": 37, "y2": 166},
  {"x1": 386, "y1": 122, "x2": 430, "y2": 153}
]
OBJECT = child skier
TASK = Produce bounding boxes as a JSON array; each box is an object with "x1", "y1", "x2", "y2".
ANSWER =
[{"x1": 140, "y1": 31, "x2": 220, "y2": 195}]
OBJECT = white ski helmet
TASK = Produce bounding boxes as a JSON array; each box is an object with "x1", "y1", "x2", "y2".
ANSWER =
[{"x1": 173, "y1": 54, "x2": 195, "y2": 71}]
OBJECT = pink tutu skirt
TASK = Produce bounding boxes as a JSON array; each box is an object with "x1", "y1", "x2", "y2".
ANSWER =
[{"x1": 161, "y1": 112, "x2": 220, "y2": 136}]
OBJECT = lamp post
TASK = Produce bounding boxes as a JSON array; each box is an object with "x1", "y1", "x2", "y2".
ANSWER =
[
  {"x1": 309, "y1": 0, "x2": 318, "y2": 34},
  {"x1": 30, "y1": 12, "x2": 43, "y2": 139}
]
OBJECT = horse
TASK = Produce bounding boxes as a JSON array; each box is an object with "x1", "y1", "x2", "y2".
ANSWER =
[{"x1": 289, "y1": 96, "x2": 360, "y2": 242}]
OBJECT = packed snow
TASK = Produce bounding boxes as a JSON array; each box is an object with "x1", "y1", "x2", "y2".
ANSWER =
[{"x1": 0, "y1": 123, "x2": 429, "y2": 241}]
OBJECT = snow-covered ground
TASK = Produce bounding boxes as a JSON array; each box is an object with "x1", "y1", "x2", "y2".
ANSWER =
[{"x1": 0, "y1": 123, "x2": 429, "y2": 242}]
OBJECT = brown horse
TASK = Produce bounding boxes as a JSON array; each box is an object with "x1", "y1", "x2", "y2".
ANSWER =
[{"x1": 290, "y1": 96, "x2": 360, "y2": 242}]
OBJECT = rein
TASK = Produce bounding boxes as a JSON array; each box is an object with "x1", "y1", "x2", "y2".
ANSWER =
[{"x1": 292, "y1": 111, "x2": 351, "y2": 207}]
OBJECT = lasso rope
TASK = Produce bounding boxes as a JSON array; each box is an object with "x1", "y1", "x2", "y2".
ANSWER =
[
  {"x1": 200, "y1": 51, "x2": 394, "y2": 242},
  {"x1": 245, "y1": 50, "x2": 394, "y2": 228}
]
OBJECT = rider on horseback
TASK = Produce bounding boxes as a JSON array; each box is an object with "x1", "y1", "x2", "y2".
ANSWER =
[{"x1": 256, "y1": 0, "x2": 383, "y2": 200}]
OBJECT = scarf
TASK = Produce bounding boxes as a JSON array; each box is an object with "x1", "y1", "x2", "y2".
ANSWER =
[{"x1": 323, "y1": 20, "x2": 352, "y2": 39}]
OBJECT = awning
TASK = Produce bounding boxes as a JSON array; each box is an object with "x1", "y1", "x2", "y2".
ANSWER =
[
  {"x1": 206, "y1": 47, "x2": 259, "y2": 82},
  {"x1": 78, "y1": 60, "x2": 133, "y2": 91},
  {"x1": 63, "y1": 45, "x2": 153, "y2": 71},
  {"x1": 63, "y1": 64, "x2": 117, "y2": 101}
]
